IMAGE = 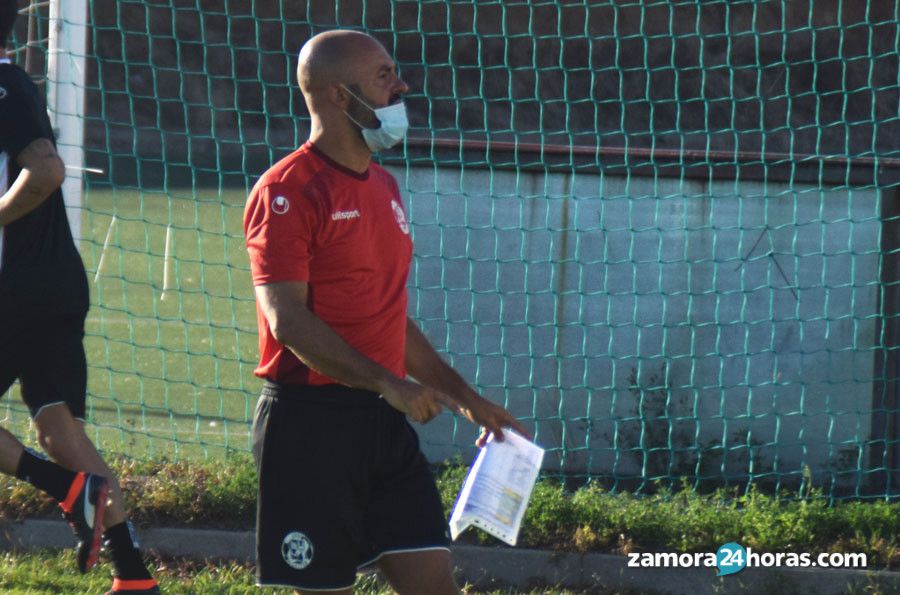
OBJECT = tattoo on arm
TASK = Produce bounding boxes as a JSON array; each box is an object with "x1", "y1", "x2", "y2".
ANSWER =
[
  {"x1": 16, "y1": 138, "x2": 61, "y2": 168},
  {"x1": 0, "y1": 138, "x2": 66, "y2": 226},
  {"x1": 15, "y1": 137, "x2": 65, "y2": 197}
]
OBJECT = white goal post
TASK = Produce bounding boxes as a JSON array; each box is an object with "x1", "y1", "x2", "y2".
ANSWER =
[{"x1": 46, "y1": 0, "x2": 87, "y2": 241}]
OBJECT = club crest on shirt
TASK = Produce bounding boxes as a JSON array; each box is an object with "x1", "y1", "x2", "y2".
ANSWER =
[
  {"x1": 281, "y1": 531, "x2": 314, "y2": 570},
  {"x1": 0, "y1": 86, "x2": 7, "y2": 100},
  {"x1": 271, "y1": 195, "x2": 290, "y2": 215},
  {"x1": 391, "y1": 200, "x2": 410, "y2": 235}
]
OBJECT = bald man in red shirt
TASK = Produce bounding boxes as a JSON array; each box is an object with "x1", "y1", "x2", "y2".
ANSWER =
[{"x1": 244, "y1": 30, "x2": 527, "y2": 594}]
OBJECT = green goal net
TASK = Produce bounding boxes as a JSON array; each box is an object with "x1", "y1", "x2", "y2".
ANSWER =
[{"x1": 5, "y1": 1, "x2": 899, "y2": 499}]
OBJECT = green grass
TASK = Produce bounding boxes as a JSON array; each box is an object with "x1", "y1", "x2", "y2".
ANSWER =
[
  {"x1": 0, "y1": 456, "x2": 895, "y2": 593},
  {"x1": 0, "y1": 550, "x2": 257, "y2": 594},
  {"x1": 0, "y1": 457, "x2": 896, "y2": 571},
  {"x1": 81, "y1": 186, "x2": 257, "y2": 459},
  {"x1": 0, "y1": 550, "x2": 605, "y2": 594},
  {"x1": 1, "y1": 186, "x2": 258, "y2": 460}
]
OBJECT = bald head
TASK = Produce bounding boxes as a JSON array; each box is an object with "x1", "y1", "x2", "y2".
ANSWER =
[
  {"x1": 296, "y1": 29, "x2": 408, "y2": 156},
  {"x1": 297, "y1": 30, "x2": 388, "y2": 95}
]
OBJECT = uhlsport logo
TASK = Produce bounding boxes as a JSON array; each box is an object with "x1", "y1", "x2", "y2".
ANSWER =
[
  {"x1": 281, "y1": 531, "x2": 314, "y2": 570},
  {"x1": 331, "y1": 209, "x2": 361, "y2": 221},
  {"x1": 391, "y1": 200, "x2": 410, "y2": 234},
  {"x1": 271, "y1": 195, "x2": 290, "y2": 215}
]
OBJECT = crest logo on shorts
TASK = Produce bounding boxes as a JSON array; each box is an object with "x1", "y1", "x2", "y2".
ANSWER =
[
  {"x1": 272, "y1": 195, "x2": 290, "y2": 215},
  {"x1": 281, "y1": 531, "x2": 313, "y2": 570},
  {"x1": 391, "y1": 200, "x2": 409, "y2": 235}
]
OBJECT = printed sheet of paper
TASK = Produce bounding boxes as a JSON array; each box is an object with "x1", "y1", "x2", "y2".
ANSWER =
[{"x1": 449, "y1": 430, "x2": 545, "y2": 546}]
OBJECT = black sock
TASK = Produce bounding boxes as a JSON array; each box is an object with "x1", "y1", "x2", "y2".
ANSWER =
[
  {"x1": 104, "y1": 521, "x2": 152, "y2": 580},
  {"x1": 14, "y1": 449, "x2": 78, "y2": 503}
]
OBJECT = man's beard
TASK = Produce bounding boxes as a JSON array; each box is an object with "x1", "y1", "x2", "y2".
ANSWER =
[{"x1": 346, "y1": 90, "x2": 380, "y2": 131}]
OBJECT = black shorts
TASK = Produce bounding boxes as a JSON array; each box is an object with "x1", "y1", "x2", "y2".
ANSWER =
[
  {"x1": 0, "y1": 312, "x2": 88, "y2": 419},
  {"x1": 252, "y1": 381, "x2": 450, "y2": 591}
]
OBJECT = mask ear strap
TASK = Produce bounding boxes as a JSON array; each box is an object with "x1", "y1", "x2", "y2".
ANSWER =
[
  {"x1": 340, "y1": 84, "x2": 373, "y2": 111},
  {"x1": 344, "y1": 109, "x2": 368, "y2": 131},
  {"x1": 339, "y1": 84, "x2": 369, "y2": 131}
]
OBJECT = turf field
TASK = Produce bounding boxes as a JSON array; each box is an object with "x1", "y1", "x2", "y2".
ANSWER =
[{"x1": 1, "y1": 187, "x2": 259, "y2": 460}]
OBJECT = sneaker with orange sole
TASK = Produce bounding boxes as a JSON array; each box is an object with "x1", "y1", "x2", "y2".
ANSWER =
[
  {"x1": 59, "y1": 472, "x2": 110, "y2": 573},
  {"x1": 106, "y1": 578, "x2": 160, "y2": 594}
]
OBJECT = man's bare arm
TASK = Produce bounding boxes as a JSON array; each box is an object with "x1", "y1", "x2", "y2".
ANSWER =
[
  {"x1": 0, "y1": 138, "x2": 65, "y2": 227},
  {"x1": 255, "y1": 281, "x2": 450, "y2": 423},
  {"x1": 405, "y1": 318, "x2": 475, "y2": 404},
  {"x1": 405, "y1": 317, "x2": 529, "y2": 443}
]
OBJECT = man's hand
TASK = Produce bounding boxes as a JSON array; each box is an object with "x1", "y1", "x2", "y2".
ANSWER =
[
  {"x1": 380, "y1": 378, "x2": 459, "y2": 424},
  {"x1": 404, "y1": 318, "x2": 531, "y2": 445},
  {"x1": 460, "y1": 396, "x2": 531, "y2": 447}
]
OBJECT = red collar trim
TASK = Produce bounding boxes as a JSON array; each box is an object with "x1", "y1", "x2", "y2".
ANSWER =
[{"x1": 306, "y1": 141, "x2": 370, "y2": 181}]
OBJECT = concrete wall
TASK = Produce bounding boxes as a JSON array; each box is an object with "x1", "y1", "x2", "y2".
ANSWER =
[{"x1": 392, "y1": 165, "x2": 882, "y2": 483}]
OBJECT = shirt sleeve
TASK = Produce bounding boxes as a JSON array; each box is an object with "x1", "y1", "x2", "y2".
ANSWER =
[
  {"x1": 244, "y1": 181, "x2": 319, "y2": 285},
  {"x1": 0, "y1": 69, "x2": 50, "y2": 161}
]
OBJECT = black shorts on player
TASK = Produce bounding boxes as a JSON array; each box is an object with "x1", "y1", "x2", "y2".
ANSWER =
[
  {"x1": 0, "y1": 312, "x2": 89, "y2": 420},
  {"x1": 253, "y1": 382, "x2": 450, "y2": 591}
]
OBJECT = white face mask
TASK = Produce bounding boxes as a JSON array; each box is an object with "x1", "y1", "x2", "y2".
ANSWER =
[{"x1": 342, "y1": 85, "x2": 408, "y2": 152}]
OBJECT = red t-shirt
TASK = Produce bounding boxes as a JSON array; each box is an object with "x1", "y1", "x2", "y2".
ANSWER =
[{"x1": 244, "y1": 141, "x2": 413, "y2": 385}]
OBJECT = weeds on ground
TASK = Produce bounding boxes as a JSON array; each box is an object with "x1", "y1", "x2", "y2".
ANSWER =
[
  {"x1": 0, "y1": 455, "x2": 896, "y2": 568},
  {"x1": 433, "y1": 460, "x2": 899, "y2": 569},
  {"x1": 0, "y1": 550, "x2": 602, "y2": 594}
]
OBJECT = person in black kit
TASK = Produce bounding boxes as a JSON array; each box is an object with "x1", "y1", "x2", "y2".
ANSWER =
[{"x1": 0, "y1": 2, "x2": 158, "y2": 593}]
